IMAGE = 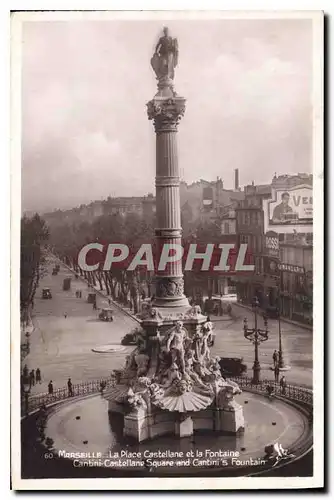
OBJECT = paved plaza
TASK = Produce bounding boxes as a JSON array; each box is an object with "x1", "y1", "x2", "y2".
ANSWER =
[{"x1": 23, "y1": 260, "x2": 313, "y2": 395}]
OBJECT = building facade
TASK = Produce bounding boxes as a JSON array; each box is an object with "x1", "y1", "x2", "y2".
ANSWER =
[
  {"x1": 279, "y1": 239, "x2": 313, "y2": 325},
  {"x1": 233, "y1": 174, "x2": 313, "y2": 325}
]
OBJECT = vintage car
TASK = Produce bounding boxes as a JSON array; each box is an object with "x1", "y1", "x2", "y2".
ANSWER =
[
  {"x1": 42, "y1": 288, "x2": 52, "y2": 299},
  {"x1": 121, "y1": 332, "x2": 137, "y2": 346},
  {"x1": 204, "y1": 296, "x2": 234, "y2": 316},
  {"x1": 219, "y1": 357, "x2": 247, "y2": 377},
  {"x1": 98, "y1": 308, "x2": 114, "y2": 322},
  {"x1": 121, "y1": 328, "x2": 144, "y2": 346},
  {"x1": 63, "y1": 277, "x2": 71, "y2": 291},
  {"x1": 87, "y1": 292, "x2": 97, "y2": 304},
  {"x1": 265, "y1": 305, "x2": 280, "y2": 319},
  {"x1": 220, "y1": 293, "x2": 238, "y2": 304}
]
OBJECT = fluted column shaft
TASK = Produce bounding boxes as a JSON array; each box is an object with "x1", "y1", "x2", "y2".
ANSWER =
[{"x1": 147, "y1": 96, "x2": 189, "y2": 307}]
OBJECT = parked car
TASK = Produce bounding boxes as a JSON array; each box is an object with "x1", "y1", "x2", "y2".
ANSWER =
[
  {"x1": 121, "y1": 332, "x2": 138, "y2": 346},
  {"x1": 63, "y1": 277, "x2": 71, "y2": 291},
  {"x1": 265, "y1": 306, "x2": 279, "y2": 319},
  {"x1": 42, "y1": 288, "x2": 52, "y2": 299},
  {"x1": 121, "y1": 328, "x2": 144, "y2": 346},
  {"x1": 219, "y1": 357, "x2": 247, "y2": 377},
  {"x1": 87, "y1": 293, "x2": 96, "y2": 304},
  {"x1": 220, "y1": 293, "x2": 238, "y2": 304},
  {"x1": 99, "y1": 308, "x2": 114, "y2": 322},
  {"x1": 203, "y1": 295, "x2": 236, "y2": 316}
]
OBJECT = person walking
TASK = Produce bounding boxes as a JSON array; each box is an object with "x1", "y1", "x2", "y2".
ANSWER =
[
  {"x1": 22, "y1": 364, "x2": 29, "y2": 379},
  {"x1": 274, "y1": 364, "x2": 280, "y2": 384},
  {"x1": 48, "y1": 380, "x2": 53, "y2": 395},
  {"x1": 273, "y1": 350, "x2": 278, "y2": 367},
  {"x1": 29, "y1": 369, "x2": 35, "y2": 386},
  {"x1": 280, "y1": 375, "x2": 287, "y2": 395},
  {"x1": 67, "y1": 378, "x2": 73, "y2": 397},
  {"x1": 36, "y1": 368, "x2": 42, "y2": 384}
]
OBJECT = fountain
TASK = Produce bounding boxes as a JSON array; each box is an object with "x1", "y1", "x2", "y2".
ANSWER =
[{"x1": 103, "y1": 27, "x2": 245, "y2": 442}]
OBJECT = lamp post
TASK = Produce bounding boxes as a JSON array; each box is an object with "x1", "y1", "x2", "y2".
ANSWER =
[
  {"x1": 22, "y1": 376, "x2": 31, "y2": 416},
  {"x1": 276, "y1": 284, "x2": 290, "y2": 371},
  {"x1": 25, "y1": 332, "x2": 30, "y2": 354},
  {"x1": 278, "y1": 288, "x2": 290, "y2": 371},
  {"x1": 244, "y1": 296, "x2": 269, "y2": 384}
]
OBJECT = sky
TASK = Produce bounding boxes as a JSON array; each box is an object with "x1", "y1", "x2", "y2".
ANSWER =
[{"x1": 21, "y1": 16, "x2": 313, "y2": 213}]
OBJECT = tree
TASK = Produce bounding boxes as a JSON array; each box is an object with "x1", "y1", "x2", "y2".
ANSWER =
[{"x1": 20, "y1": 214, "x2": 49, "y2": 325}]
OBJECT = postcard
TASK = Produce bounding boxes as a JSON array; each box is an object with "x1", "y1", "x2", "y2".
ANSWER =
[{"x1": 11, "y1": 9, "x2": 324, "y2": 490}]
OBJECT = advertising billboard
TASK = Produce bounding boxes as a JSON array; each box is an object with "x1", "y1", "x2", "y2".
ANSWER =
[
  {"x1": 264, "y1": 184, "x2": 313, "y2": 233},
  {"x1": 264, "y1": 231, "x2": 280, "y2": 258}
]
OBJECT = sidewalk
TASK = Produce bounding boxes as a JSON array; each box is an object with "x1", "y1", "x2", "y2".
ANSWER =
[{"x1": 233, "y1": 302, "x2": 312, "y2": 331}]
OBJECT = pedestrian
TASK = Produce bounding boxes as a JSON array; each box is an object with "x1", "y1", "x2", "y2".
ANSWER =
[
  {"x1": 29, "y1": 369, "x2": 35, "y2": 386},
  {"x1": 266, "y1": 385, "x2": 275, "y2": 400},
  {"x1": 93, "y1": 301, "x2": 97, "y2": 310},
  {"x1": 67, "y1": 378, "x2": 73, "y2": 397},
  {"x1": 36, "y1": 367, "x2": 42, "y2": 384},
  {"x1": 48, "y1": 380, "x2": 53, "y2": 395},
  {"x1": 23, "y1": 364, "x2": 29, "y2": 379},
  {"x1": 273, "y1": 350, "x2": 278, "y2": 367},
  {"x1": 64, "y1": 312, "x2": 67, "y2": 319},
  {"x1": 280, "y1": 375, "x2": 287, "y2": 395},
  {"x1": 274, "y1": 364, "x2": 280, "y2": 383}
]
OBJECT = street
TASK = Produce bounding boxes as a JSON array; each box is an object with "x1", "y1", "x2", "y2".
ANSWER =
[
  {"x1": 211, "y1": 305, "x2": 312, "y2": 387},
  {"x1": 23, "y1": 259, "x2": 136, "y2": 394},
  {"x1": 23, "y1": 259, "x2": 312, "y2": 394}
]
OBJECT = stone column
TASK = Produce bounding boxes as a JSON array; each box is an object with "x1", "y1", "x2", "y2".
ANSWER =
[{"x1": 147, "y1": 95, "x2": 189, "y2": 309}]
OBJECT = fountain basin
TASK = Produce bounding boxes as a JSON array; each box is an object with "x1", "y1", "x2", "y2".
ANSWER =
[{"x1": 43, "y1": 391, "x2": 311, "y2": 476}]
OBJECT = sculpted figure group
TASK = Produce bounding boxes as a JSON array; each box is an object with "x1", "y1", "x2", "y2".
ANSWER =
[{"x1": 119, "y1": 316, "x2": 241, "y2": 412}]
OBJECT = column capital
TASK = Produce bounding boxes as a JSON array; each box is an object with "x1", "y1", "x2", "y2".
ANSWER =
[{"x1": 147, "y1": 96, "x2": 186, "y2": 133}]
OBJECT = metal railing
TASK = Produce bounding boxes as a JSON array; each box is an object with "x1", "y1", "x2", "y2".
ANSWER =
[
  {"x1": 229, "y1": 375, "x2": 313, "y2": 406},
  {"x1": 23, "y1": 377, "x2": 113, "y2": 416},
  {"x1": 23, "y1": 374, "x2": 312, "y2": 417}
]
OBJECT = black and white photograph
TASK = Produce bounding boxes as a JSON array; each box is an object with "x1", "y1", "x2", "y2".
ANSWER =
[{"x1": 11, "y1": 10, "x2": 324, "y2": 490}]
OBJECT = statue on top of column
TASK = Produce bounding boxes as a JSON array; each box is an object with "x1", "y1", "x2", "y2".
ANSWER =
[{"x1": 151, "y1": 27, "x2": 179, "y2": 81}]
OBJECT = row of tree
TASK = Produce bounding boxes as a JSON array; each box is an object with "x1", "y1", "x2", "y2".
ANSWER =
[
  {"x1": 47, "y1": 209, "x2": 222, "y2": 311},
  {"x1": 21, "y1": 214, "x2": 49, "y2": 325}
]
